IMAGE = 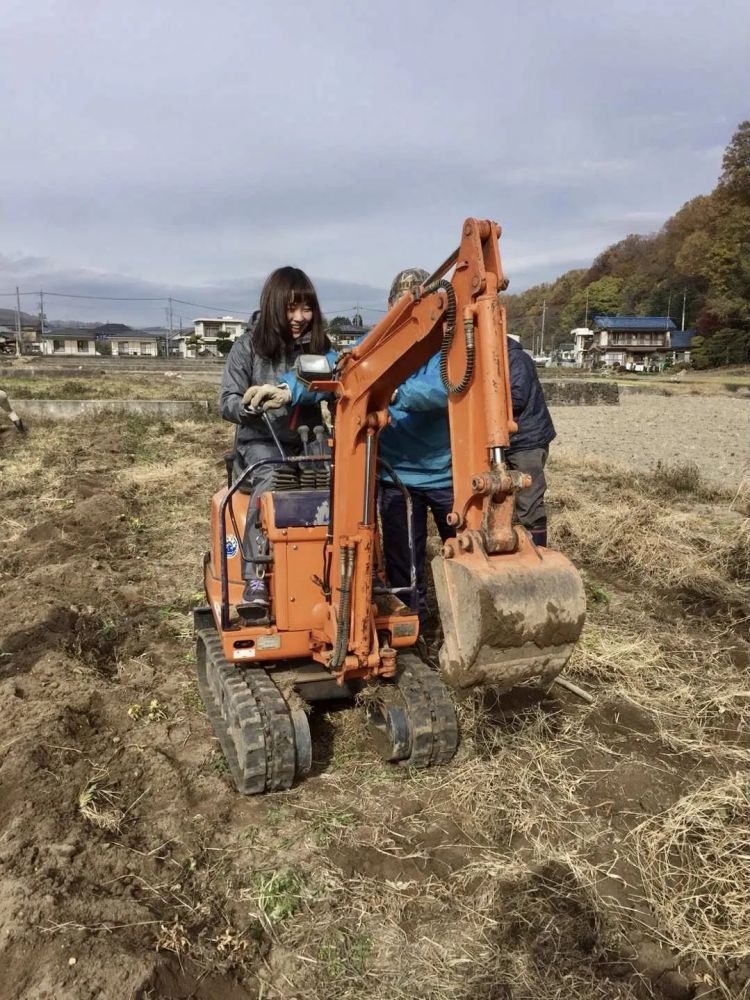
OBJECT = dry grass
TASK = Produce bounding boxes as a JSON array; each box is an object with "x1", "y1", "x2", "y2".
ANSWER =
[
  {"x1": 631, "y1": 772, "x2": 750, "y2": 960},
  {"x1": 78, "y1": 767, "x2": 125, "y2": 832},
  {"x1": 7, "y1": 374, "x2": 219, "y2": 401},
  {"x1": 550, "y1": 456, "x2": 749, "y2": 610},
  {"x1": 570, "y1": 611, "x2": 749, "y2": 764}
]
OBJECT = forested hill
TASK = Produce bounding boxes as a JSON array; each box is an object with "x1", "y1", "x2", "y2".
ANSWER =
[{"x1": 502, "y1": 121, "x2": 750, "y2": 367}]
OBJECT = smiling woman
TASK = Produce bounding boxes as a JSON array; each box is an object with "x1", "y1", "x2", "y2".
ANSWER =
[
  {"x1": 252, "y1": 267, "x2": 328, "y2": 364},
  {"x1": 218, "y1": 266, "x2": 331, "y2": 618}
]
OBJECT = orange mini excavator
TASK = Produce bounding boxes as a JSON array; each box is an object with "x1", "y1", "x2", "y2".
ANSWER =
[{"x1": 194, "y1": 219, "x2": 586, "y2": 794}]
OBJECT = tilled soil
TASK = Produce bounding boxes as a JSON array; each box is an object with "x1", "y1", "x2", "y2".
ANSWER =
[
  {"x1": 550, "y1": 393, "x2": 749, "y2": 487},
  {"x1": 0, "y1": 403, "x2": 747, "y2": 1000}
]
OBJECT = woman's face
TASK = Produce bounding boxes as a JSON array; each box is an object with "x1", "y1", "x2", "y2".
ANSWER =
[{"x1": 287, "y1": 301, "x2": 314, "y2": 339}]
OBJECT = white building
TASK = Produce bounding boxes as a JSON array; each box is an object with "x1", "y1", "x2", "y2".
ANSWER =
[
  {"x1": 39, "y1": 330, "x2": 97, "y2": 356},
  {"x1": 572, "y1": 327, "x2": 594, "y2": 367},
  {"x1": 176, "y1": 316, "x2": 247, "y2": 358},
  {"x1": 109, "y1": 333, "x2": 160, "y2": 357}
]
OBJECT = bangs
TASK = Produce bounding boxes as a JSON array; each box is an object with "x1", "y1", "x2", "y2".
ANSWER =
[{"x1": 288, "y1": 286, "x2": 316, "y2": 308}]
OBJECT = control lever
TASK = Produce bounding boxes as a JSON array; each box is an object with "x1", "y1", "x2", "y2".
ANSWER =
[
  {"x1": 241, "y1": 404, "x2": 288, "y2": 461},
  {"x1": 298, "y1": 425, "x2": 311, "y2": 456}
]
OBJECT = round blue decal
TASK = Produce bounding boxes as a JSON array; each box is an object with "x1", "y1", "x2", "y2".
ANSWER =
[{"x1": 225, "y1": 535, "x2": 239, "y2": 557}]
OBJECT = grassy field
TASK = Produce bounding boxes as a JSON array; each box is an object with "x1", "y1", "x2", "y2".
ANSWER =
[
  {"x1": 0, "y1": 395, "x2": 747, "y2": 1000},
  {"x1": 5, "y1": 374, "x2": 220, "y2": 402}
]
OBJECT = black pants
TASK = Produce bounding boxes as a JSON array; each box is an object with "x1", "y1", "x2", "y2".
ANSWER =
[
  {"x1": 379, "y1": 483, "x2": 455, "y2": 630},
  {"x1": 237, "y1": 440, "x2": 302, "y2": 580},
  {"x1": 506, "y1": 446, "x2": 548, "y2": 541}
]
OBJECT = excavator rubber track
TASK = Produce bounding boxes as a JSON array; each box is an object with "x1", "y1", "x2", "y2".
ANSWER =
[
  {"x1": 196, "y1": 628, "x2": 312, "y2": 794},
  {"x1": 366, "y1": 653, "x2": 459, "y2": 768}
]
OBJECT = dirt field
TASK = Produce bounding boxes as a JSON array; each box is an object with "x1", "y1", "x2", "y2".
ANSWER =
[
  {"x1": 0, "y1": 393, "x2": 748, "y2": 1000},
  {"x1": 550, "y1": 393, "x2": 749, "y2": 488}
]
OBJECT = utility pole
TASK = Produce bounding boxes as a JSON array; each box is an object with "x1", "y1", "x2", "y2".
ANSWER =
[
  {"x1": 168, "y1": 296, "x2": 174, "y2": 357},
  {"x1": 39, "y1": 290, "x2": 46, "y2": 338},
  {"x1": 584, "y1": 288, "x2": 589, "y2": 328},
  {"x1": 681, "y1": 289, "x2": 687, "y2": 332},
  {"x1": 15, "y1": 286, "x2": 22, "y2": 357},
  {"x1": 666, "y1": 290, "x2": 672, "y2": 321},
  {"x1": 540, "y1": 299, "x2": 547, "y2": 356}
]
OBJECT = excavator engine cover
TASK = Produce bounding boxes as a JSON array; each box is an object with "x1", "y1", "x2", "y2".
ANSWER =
[{"x1": 432, "y1": 532, "x2": 586, "y2": 692}]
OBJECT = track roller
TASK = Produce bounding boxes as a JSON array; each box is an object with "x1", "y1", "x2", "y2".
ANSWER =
[
  {"x1": 366, "y1": 653, "x2": 459, "y2": 769},
  {"x1": 196, "y1": 628, "x2": 311, "y2": 794}
]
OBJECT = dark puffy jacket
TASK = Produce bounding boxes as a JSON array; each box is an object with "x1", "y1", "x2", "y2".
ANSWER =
[
  {"x1": 219, "y1": 328, "x2": 325, "y2": 476},
  {"x1": 507, "y1": 337, "x2": 556, "y2": 453}
]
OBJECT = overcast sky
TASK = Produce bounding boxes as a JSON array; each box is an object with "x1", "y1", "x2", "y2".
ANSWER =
[{"x1": 1, "y1": 0, "x2": 748, "y2": 327}]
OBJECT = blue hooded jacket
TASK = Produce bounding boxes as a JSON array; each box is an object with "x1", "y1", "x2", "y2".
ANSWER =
[
  {"x1": 280, "y1": 348, "x2": 452, "y2": 489},
  {"x1": 279, "y1": 335, "x2": 553, "y2": 489}
]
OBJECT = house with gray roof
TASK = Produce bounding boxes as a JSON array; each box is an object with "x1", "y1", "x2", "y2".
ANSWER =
[
  {"x1": 40, "y1": 329, "x2": 97, "y2": 356},
  {"x1": 93, "y1": 324, "x2": 161, "y2": 357},
  {"x1": 588, "y1": 315, "x2": 677, "y2": 370}
]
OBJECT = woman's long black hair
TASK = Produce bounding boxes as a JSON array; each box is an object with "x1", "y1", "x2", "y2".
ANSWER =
[{"x1": 252, "y1": 266, "x2": 329, "y2": 363}]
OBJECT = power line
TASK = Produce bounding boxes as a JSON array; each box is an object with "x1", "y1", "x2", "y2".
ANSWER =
[
  {"x1": 170, "y1": 297, "x2": 253, "y2": 314},
  {"x1": 1, "y1": 288, "x2": 390, "y2": 320},
  {"x1": 39, "y1": 291, "x2": 166, "y2": 302}
]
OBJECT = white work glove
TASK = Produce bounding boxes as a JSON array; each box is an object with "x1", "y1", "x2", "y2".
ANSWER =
[{"x1": 241, "y1": 384, "x2": 292, "y2": 411}]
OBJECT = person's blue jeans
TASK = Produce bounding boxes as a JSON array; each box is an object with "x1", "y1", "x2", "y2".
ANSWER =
[{"x1": 379, "y1": 483, "x2": 455, "y2": 631}]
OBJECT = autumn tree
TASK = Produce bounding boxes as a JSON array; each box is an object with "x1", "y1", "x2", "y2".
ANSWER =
[{"x1": 719, "y1": 120, "x2": 750, "y2": 205}]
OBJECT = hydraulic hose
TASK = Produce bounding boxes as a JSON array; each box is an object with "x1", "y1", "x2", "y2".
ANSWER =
[
  {"x1": 425, "y1": 279, "x2": 475, "y2": 394},
  {"x1": 330, "y1": 544, "x2": 354, "y2": 670}
]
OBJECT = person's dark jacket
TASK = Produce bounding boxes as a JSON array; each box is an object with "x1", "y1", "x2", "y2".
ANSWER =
[
  {"x1": 507, "y1": 337, "x2": 556, "y2": 453},
  {"x1": 219, "y1": 327, "x2": 325, "y2": 476}
]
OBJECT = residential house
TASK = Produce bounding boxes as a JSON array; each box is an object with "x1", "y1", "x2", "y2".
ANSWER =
[
  {"x1": 173, "y1": 316, "x2": 247, "y2": 358},
  {"x1": 0, "y1": 308, "x2": 42, "y2": 353},
  {"x1": 93, "y1": 324, "x2": 161, "y2": 357},
  {"x1": 39, "y1": 329, "x2": 97, "y2": 356},
  {"x1": 328, "y1": 314, "x2": 370, "y2": 350},
  {"x1": 670, "y1": 329, "x2": 694, "y2": 366},
  {"x1": 588, "y1": 316, "x2": 676, "y2": 370}
]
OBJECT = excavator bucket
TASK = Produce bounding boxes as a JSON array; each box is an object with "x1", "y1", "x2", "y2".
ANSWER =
[{"x1": 432, "y1": 532, "x2": 586, "y2": 692}]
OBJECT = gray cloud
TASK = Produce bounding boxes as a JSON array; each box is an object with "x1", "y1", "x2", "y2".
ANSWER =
[{"x1": 1, "y1": 0, "x2": 748, "y2": 320}]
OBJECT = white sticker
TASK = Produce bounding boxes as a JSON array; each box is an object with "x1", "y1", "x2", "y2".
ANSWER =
[
  {"x1": 257, "y1": 634, "x2": 282, "y2": 651},
  {"x1": 225, "y1": 535, "x2": 239, "y2": 557}
]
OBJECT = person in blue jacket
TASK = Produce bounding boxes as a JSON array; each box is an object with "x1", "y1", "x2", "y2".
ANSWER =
[{"x1": 377, "y1": 269, "x2": 455, "y2": 632}]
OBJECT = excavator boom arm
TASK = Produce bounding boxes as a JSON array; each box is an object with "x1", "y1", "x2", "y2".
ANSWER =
[{"x1": 317, "y1": 218, "x2": 585, "y2": 687}]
